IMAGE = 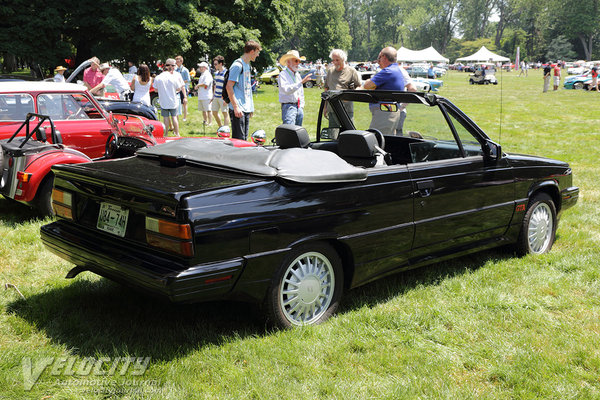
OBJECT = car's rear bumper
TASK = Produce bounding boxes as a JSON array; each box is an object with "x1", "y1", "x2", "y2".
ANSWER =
[{"x1": 41, "y1": 221, "x2": 245, "y2": 303}]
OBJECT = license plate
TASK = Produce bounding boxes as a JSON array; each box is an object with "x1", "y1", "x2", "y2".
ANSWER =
[{"x1": 97, "y1": 202, "x2": 129, "y2": 237}]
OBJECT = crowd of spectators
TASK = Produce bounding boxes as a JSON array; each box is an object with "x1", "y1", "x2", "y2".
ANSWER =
[{"x1": 56, "y1": 43, "x2": 426, "y2": 139}]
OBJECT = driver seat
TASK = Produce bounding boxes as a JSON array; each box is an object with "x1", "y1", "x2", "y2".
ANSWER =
[{"x1": 338, "y1": 130, "x2": 379, "y2": 168}]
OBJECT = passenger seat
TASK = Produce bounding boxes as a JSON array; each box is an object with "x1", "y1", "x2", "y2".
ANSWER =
[{"x1": 338, "y1": 130, "x2": 381, "y2": 168}]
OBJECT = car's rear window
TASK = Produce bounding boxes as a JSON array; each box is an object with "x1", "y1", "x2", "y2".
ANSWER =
[{"x1": 0, "y1": 93, "x2": 35, "y2": 121}]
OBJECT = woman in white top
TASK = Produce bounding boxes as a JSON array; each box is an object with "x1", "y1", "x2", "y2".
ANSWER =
[{"x1": 130, "y1": 64, "x2": 153, "y2": 106}]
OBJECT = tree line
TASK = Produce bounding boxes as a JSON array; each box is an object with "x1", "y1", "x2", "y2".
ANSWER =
[{"x1": 0, "y1": 0, "x2": 596, "y2": 75}]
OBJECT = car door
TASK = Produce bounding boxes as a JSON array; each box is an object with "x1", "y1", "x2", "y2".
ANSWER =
[
  {"x1": 403, "y1": 102, "x2": 515, "y2": 260},
  {"x1": 36, "y1": 92, "x2": 113, "y2": 158},
  {"x1": 337, "y1": 166, "x2": 415, "y2": 286}
]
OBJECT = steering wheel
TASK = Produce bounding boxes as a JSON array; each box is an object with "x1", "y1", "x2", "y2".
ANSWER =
[
  {"x1": 105, "y1": 133, "x2": 118, "y2": 158},
  {"x1": 367, "y1": 128, "x2": 385, "y2": 150},
  {"x1": 66, "y1": 108, "x2": 86, "y2": 120}
]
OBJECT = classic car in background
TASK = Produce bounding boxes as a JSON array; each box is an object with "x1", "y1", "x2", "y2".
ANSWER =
[
  {"x1": 563, "y1": 72, "x2": 593, "y2": 89},
  {"x1": 259, "y1": 67, "x2": 282, "y2": 84},
  {"x1": 260, "y1": 66, "x2": 322, "y2": 88},
  {"x1": 412, "y1": 77, "x2": 443, "y2": 92},
  {"x1": 64, "y1": 60, "x2": 158, "y2": 120},
  {"x1": 0, "y1": 82, "x2": 166, "y2": 215},
  {"x1": 405, "y1": 66, "x2": 429, "y2": 78},
  {"x1": 42, "y1": 90, "x2": 578, "y2": 328}
]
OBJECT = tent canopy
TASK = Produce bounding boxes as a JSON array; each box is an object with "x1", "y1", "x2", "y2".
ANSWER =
[
  {"x1": 455, "y1": 46, "x2": 510, "y2": 62},
  {"x1": 397, "y1": 46, "x2": 449, "y2": 63}
]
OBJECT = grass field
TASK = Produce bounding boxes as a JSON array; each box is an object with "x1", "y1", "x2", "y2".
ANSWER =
[{"x1": 1, "y1": 69, "x2": 599, "y2": 399}]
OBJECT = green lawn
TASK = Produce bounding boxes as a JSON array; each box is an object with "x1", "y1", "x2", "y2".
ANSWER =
[{"x1": 2, "y1": 69, "x2": 599, "y2": 399}]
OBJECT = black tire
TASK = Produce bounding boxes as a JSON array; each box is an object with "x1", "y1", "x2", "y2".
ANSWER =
[
  {"x1": 305, "y1": 80, "x2": 314, "y2": 88},
  {"x1": 516, "y1": 193, "x2": 557, "y2": 256},
  {"x1": 469, "y1": 79, "x2": 474, "y2": 84},
  {"x1": 34, "y1": 174, "x2": 55, "y2": 217},
  {"x1": 265, "y1": 242, "x2": 343, "y2": 328},
  {"x1": 574, "y1": 82, "x2": 584, "y2": 90}
]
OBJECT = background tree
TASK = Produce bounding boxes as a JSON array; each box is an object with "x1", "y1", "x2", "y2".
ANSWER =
[{"x1": 298, "y1": 0, "x2": 352, "y2": 61}]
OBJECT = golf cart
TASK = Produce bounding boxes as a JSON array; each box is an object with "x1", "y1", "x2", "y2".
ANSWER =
[{"x1": 469, "y1": 63, "x2": 498, "y2": 85}]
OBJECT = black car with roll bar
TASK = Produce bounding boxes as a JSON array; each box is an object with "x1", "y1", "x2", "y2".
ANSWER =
[{"x1": 41, "y1": 90, "x2": 579, "y2": 328}]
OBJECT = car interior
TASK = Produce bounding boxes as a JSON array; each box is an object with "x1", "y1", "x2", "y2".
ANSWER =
[{"x1": 273, "y1": 98, "x2": 485, "y2": 168}]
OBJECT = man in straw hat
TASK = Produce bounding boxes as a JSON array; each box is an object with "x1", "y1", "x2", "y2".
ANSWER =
[
  {"x1": 53, "y1": 66, "x2": 67, "y2": 82},
  {"x1": 277, "y1": 50, "x2": 313, "y2": 126}
]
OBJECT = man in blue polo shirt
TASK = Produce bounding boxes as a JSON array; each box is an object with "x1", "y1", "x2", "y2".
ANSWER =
[{"x1": 361, "y1": 46, "x2": 405, "y2": 135}]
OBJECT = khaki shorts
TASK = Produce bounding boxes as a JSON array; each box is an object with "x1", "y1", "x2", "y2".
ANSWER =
[
  {"x1": 211, "y1": 97, "x2": 227, "y2": 112},
  {"x1": 198, "y1": 99, "x2": 211, "y2": 112}
]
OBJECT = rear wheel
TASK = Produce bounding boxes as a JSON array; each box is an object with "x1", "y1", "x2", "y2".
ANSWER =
[
  {"x1": 34, "y1": 174, "x2": 54, "y2": 217},
  {"x1": 305, "y1": 80, "x2": 314, "y2": 88},
  {"x1": 516, "y1": 193, "x2": 557, "y2": 255},
  {"x1": 266, "y1": 243, "x2": 343, "y2": 328}
]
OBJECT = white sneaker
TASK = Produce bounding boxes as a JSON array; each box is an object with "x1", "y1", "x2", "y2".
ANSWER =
[{"x1": 183, "y1": 118, "x2": 187, "y2": 122}]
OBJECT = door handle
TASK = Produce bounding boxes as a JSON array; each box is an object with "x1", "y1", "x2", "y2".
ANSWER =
[{"x1": 416, "y1": 180, "x2": 434, "y2": 197}]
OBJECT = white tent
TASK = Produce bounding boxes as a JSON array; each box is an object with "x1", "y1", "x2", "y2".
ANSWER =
[
  {"x1": 455, "y1": 46, "x2": 510, "y2": 62},
  {"x1": 397, "y1": 46, "x2": 449, "y2": 63}
]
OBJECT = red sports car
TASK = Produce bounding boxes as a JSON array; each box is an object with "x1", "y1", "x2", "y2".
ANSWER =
[{"x1": 0, "y1": 82, "x2": 254, "y2": 215}]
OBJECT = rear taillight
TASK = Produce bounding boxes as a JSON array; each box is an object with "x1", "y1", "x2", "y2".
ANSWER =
[
  {"x1": 52, "y1": 188, "x2": 73, "y2": 220},
  {"x1": 17, "y1": 171, "x2": 32, "y2": 183},
  {"x1": 145, "y1": 217, "x2": 193, "y2": 257}
]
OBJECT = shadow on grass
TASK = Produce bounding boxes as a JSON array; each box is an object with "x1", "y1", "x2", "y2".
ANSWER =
[
  {"x1": 0, "y1": 197, "x2": 46, "y2": 226},
  {"x1": 7, "y1": 248, "x2": 513, "y2": 360}
]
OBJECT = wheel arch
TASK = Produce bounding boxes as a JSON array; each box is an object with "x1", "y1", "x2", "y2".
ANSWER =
[
  {"x1": 286, "y1": 235, "x2": 356, "y2": 291},
  {"x1": 527, "y1": 181, "x2": 561, "y2": 213},
  {"x1": 20, "y1": 150, "x2": 92, "y2": 202}
]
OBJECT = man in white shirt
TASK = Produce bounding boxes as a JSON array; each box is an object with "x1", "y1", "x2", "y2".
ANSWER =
[
  {"x1": 194, "y1": 62, "x2": 213, "y2": 126},
  {"x1": 90, "y1": 63, "x2": 131, "y2": 100},
  {"x1": 153, "y1": 58, "x2": 185, "y2": 137},
  {"x1": 278, "y1": 50, "x2": 312, "y2": 126},
  {"x1": 128, "y1": 61, "x2": 138, "y2": 75}
]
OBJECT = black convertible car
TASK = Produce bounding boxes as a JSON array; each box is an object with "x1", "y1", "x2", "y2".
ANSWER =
[{"x1": 41, "y1": 90, "x2": 579, "y2": 328}]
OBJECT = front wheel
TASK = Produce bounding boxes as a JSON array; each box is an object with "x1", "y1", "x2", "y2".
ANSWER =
[
  {"x1": 266, "y1": 243, "x2": 343, "y2": 328},
  {"x1": 516, "y1": 193, "x2": 557, "y2": 255},
  {"x1": 304, "y1": 80, "x2": 314, "y2": 88},
  {"x1": 573, "y1": 82, "x2": 584, "y2": 90}
]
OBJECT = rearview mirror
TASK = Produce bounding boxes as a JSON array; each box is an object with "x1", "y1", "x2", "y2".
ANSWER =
[{"x1": 379, "y1": 103, "x2": 398, "y2": 112}]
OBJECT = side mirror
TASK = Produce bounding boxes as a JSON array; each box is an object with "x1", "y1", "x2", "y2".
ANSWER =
[
  {"x1": 484, "y1": 140, "x2": 501, "y2": 162},
  {"x1": 320, "y1": 128, "x2": 336, "y2": 140},
  {"x1": 251, "y1": 130, "x2": 266, "y2": 145}
]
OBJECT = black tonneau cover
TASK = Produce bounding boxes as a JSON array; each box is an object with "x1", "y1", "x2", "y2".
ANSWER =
[{"x1": 137, "y1": 138, "x2": 368, "y2": 183}]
